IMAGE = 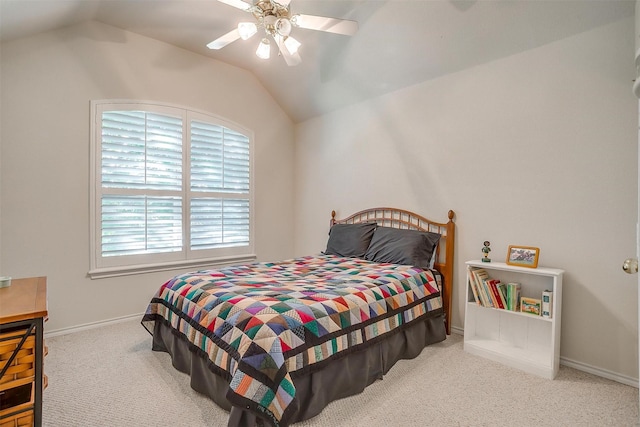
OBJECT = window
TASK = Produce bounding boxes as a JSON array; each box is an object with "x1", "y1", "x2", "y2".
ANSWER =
[{"x1": 89, "y1": 101, "x2": 254, "y2": 278}]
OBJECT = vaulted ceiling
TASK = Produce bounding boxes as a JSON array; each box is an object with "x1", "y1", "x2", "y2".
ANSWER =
[{"x1": 1, "y1": 0, "x2": 634, "y2": 122}]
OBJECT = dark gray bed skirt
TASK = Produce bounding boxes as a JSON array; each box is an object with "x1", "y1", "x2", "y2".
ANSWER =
[{"x1": 149, "y1": 314, "x2": 446, "y2": 427}]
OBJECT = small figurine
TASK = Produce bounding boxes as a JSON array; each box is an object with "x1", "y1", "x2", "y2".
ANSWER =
[{"x1": 481, "y1": 241, "x2": 491, "y2": 262}]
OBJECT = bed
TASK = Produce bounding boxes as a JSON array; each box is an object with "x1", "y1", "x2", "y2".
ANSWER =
[{"x1": 142, "y1": 207, "x2": 455, "y2": 427}]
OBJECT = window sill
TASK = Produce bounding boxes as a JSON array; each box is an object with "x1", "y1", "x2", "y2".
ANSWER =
[{"x1": 88, "y1": 254, "x2": 257, "y2": 279}]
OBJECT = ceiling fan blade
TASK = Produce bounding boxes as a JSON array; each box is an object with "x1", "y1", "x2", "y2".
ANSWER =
[
  {"x1": 217, "y1": 0, "x2": 252, "y2": 11},
  {"x1": 293, "y1": 14, "x2": 358, "y2": 36},
  {"x1": 274, "y1": 35, "x2": 302, "y2": 66},
  {"x1": 207, "y1": 28, "x2": 241, "y2": 50}
]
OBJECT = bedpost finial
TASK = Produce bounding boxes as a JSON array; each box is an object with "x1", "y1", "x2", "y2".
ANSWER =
[
  {"x1": 448, "y1": 210, "x2": 455, "y2": 221},
  {"x1": 331, "y1": 210, "x2": 336, "y2": 219}
]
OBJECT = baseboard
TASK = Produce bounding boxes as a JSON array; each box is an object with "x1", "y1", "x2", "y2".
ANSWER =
[
  {"x1": 560, "y1": 356, "x2": 639, "y2": 389},
  {"x1": 45, "y1": 313, "x2": 143, "y2": 338},
  {"x1": 450, "y1": 325, "x2": 464, "y2": 336}
]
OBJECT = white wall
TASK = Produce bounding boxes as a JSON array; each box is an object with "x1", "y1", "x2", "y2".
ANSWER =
[
  {"x1": 294, "y1": 17, "x2": 639, "y2": 381},
  {"x1": 0, "y1": 21, "x2": 295, "y2": 332}
]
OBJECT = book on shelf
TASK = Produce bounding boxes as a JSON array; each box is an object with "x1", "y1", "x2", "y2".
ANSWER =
[
  {"x1": 520, "y1": 297, "x2": 541, "y2": 316},
  {"x1": 486, "y1": 279, "x2": 504, "y2": 309},
  {"x1": 506, "y1": 282, "x2": 521, "y2": 311},
  {"x1": 480, "y1": 278, "x2": 494, "y2": 307},
  {"x1": 469, "y1": 267, "x2": 512, "y2": 310},
  {"x1": 496, "y1": 283, "x2": 509, "y2": 309},
  {"x1": 468, "y1": 276, "x2": 482, "y2": 305},
  {"x1": 467, "y1": 272, "x2": 481, "y2": 305},
  {"x1": 542, "y1": 290, "x2": 553, "y2": 318},
  {"x1": 473, "y1": 269, "x2": 492, "y2": 307}
]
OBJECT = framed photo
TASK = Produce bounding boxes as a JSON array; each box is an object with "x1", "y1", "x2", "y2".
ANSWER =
[
  {"x1": 506, "y1": 245, "x2": 539, "y2": 268},
  {"x1": 520, "y1": 297, "x2": 541, "y2": 316}
]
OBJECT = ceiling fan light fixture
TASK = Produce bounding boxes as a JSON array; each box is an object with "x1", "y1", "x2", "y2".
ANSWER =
[
  {"x1": 275, "y1": 18, "x2": 292, "y2": 37},
  {"x1": 256, "y1": 38, "x2": 271, "y2": 59},
  {"x1": 238, "y1": 22, "x2": 257, "y2": 40},
  {"x1": 284, "y1": 36, "x2": 301, "y2": 55},
  {"x1": 290, "y1": 14, "x2": 301, "y2": 27}
]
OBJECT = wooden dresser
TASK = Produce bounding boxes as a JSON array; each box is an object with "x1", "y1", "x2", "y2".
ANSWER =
[{"x1": 0, "y1": 277, "x2": 48, "y2": 427}]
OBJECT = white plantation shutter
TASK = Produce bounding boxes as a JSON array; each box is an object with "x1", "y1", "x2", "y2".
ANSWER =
[
  {"x1": 191, "y1": 122, "x2": 250, "y2": 192},
  {"x1": 190, "y1": 198, "x2": 250, "y2": 250},
  {"x1": 190, "y1": 121, "x2": 250, "y2": 250},
  {"x1": 100, "y1": 110, "x2": 184, "y2": 257},
  {"x1": 101, "y1": 111, "x2": 183, "y2": 191},
  {"x1": 90, "y1": 101, "x2": 254, "y2": 276},
  {"x1": 101, "y1": 196, "x2": 183, "y2": 256}
]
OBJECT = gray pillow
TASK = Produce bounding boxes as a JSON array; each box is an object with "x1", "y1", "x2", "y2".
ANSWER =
[
  {"x1": 364, "y1": 227, "x2": 441, "y2": 268},
  {"x1": 324, "y1": 223, "x2": 377, "y2": 258}
]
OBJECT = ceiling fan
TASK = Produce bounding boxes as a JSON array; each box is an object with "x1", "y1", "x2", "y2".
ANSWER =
[{"x1": 207, "y1": 0, "x2": 358, "y2": 66}]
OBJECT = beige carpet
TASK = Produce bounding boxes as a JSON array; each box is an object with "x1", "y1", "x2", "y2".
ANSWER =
[{"x1": 43, "y1": 318, "x2": 638, "y2": 426}]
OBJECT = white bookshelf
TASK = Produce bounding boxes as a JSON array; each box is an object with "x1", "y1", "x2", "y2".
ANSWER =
[{"x1": 463, "y1": 260, "x2": 563, "y2": 379}]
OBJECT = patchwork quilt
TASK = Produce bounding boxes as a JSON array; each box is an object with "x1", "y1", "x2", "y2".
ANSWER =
[{"x1": 142, "y1": 254, "x2": 443, "y2": 427}]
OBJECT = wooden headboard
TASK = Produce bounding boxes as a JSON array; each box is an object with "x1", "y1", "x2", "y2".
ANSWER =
[{"x1": 331, "y1": 207, "x2": 456, "y2": 335}]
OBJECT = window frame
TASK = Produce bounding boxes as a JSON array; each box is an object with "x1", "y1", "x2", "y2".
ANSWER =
[{"x1": 89, "y1": 100, "x2": 255, "y2": 279}]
